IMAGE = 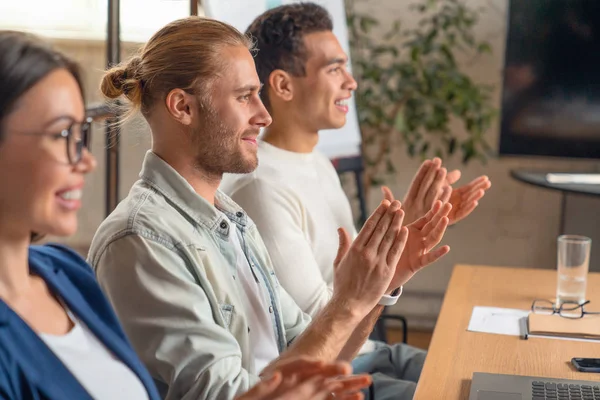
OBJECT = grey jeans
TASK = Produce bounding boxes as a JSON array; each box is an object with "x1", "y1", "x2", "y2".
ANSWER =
[{"x1": 351, "y1": 341, "x2": 426, "y2": 400}]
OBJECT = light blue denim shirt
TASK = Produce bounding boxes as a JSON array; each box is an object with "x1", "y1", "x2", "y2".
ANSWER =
[{"x1": 87, "y1": 151, "x2": 311, "y2": 400}]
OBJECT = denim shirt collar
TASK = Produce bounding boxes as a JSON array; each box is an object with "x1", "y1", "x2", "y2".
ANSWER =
[{"x1": 139, "y1": 151, "x2": 252, "y2": 235}]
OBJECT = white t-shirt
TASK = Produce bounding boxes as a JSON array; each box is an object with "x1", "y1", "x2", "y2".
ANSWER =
[
  {"x1": 40, "y1": 311, "x2": 149, "y2": 400},
  {"x1": 222, "y1": 213, "x2": 280, "y2": 372},
  {"x1": 221, "y1": 140, "x2": 376, "y2": 354}
]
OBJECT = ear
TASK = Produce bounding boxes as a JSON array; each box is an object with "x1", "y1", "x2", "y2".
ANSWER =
[
  {"x1": 268, "y1": 69, "x2": 294, "y2": 102},
  {"x1": 164, "y1": 88, "x2": 196, "y2": 126}
]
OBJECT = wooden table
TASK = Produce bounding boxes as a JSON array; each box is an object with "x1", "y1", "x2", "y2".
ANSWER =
[{"x1": 414, "y1": 265, "x2": 600, "y2": 399}]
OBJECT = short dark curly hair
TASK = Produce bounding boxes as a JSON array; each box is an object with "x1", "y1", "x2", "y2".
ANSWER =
[{"x1": 245, "y1": 2, "x2": 333, "y2": 109}]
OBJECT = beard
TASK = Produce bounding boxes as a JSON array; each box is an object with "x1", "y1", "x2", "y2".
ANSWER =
[{"x1": 192, "y1": 104, "x2": 259, "y2": 178}]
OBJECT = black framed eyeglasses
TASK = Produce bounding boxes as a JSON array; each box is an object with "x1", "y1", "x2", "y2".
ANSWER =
[
  {"x1": 18, "y1": 117, "x2": 93, "y2": 165},
  {"x1": 531, "y1": 299, "x2": 600, "y2": 319},
  {"x1": 57, "y1": 117, "x2": 93, "y2": 165}
]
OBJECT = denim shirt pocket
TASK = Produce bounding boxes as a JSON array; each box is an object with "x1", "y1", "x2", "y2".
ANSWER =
[{"x1": 220, "y1": 304, "x2": 235, "y2": 330}]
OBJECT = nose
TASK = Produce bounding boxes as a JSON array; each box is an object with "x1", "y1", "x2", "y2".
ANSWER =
[
  {"x1": 74, "y1": 148, "x2": 97, "y2": 174},
  {"x1": 251, "y1": 99, "x2": 273, "y2": 128},
  {"x1": 344, "y1": 70, "x2": 358, "y2": 91}
]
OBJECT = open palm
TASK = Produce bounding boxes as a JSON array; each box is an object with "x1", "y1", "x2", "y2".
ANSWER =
[
  {"x1": 388, "y1": 201, "x2": 451, "y2": 290},
  {"x1": 445, "y1": 175, "x2": 491, "y2": 225},
  {"x1": 382, "y1": 169, "x2": 490, "y2": 227},
  {"x1": 244, "y1": 358, "x2": 370, "y2": 400}
]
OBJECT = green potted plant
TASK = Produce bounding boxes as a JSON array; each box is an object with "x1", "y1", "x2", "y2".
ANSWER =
[{"x1": 346, "y1": 0, "x2": 498, "y2": 186}]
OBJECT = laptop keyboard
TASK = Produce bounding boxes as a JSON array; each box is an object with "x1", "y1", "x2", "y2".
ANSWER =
[{"x1": 532, "y1": 381, "x2": 600, "y2": 399}]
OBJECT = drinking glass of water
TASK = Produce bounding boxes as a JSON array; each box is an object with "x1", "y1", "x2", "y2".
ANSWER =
[{"x1": 556, "y1": 235, "x2": 591, "y2": 305}]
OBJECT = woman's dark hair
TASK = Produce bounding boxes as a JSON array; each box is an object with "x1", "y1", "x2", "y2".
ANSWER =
[
  {"x1": 0, "y1": 31, "x2": 85, "y2": 242},
  {"x1": 0, "y1": 30, "x2": 84, "y2": 142}
]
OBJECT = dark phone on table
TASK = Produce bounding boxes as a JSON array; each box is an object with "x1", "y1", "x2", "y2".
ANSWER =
[{"x1": 572, "y1": 358, "x2": 600, "y2": 373}]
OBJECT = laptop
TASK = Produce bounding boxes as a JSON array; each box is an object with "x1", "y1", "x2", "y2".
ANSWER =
[{"x1": 469, "y1": 372, "x2": 600, "y2": 400}]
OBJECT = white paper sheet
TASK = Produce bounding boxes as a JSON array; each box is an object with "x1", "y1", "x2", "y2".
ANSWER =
[{"x1": 467, "y1": 306, "x2": 530, "y2": 336}]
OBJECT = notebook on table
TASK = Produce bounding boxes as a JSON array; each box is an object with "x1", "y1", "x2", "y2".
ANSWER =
[{"x1": 526, "y1": 314, "x2": 600, "y2": 341}]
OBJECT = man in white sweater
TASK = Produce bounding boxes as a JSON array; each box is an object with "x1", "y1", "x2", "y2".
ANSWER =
[{"x1": 221, "y1": 3, "x2": 491, "y2": 399}]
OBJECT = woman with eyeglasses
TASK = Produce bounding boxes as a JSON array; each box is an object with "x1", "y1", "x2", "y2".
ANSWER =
[
  {"x1": 0, "y1": 30, "x2": 368, "y2": 400},
  {"x1": 0, "y1": 30, "x2": 160, "y2": 400}
]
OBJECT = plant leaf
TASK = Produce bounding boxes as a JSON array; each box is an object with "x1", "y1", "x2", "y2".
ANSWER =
[
  {"x1": 394, "y1": 111, "x2": 406, "y2": 132},
  {"x1": 477, "y1": 42, "x2": 492, "y2": 54}
]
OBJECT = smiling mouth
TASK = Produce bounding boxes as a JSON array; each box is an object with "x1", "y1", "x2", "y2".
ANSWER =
[
  {"x1": 55, "y1": 187, "x2": 83, "y2": 211},
  {"x1": 57, "y1": 189, "x2": 82, "y2": 201},
  {"x1": 335, "y1": 98, "x2": 350, "y2": 113}
]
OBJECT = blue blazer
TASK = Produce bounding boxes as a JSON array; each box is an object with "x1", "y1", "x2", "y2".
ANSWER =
[{"x1": 0, "y1": 244, "x2": 161, "y2": 400}]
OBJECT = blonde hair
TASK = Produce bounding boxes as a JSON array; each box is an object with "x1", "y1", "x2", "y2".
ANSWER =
[{"x1": 100, "y1": 17, "x2": 253, "y2": 119}]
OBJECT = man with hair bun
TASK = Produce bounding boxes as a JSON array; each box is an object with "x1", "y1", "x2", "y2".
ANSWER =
[{"x1": 89, "y1": 16, "x2": 450, "y2": 400}]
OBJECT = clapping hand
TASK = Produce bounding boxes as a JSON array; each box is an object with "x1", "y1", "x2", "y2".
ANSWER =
[
  {"x1": 240, "y1": 357, "x2": 371, "y2": 400},
  {"x1": 387, "y1": 200, "x2": 451, "y2": 290},
  {"x1": 382, "y1": 158, "x2": 490, "y2": 226}
]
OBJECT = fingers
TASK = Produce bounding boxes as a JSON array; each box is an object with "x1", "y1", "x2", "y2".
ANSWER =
[
  {"x1": 282, "y1": 375, "x2": 366, "y2": 400},
  {"x1": 403, "y1": 160, "x2": 432, "y2": 203},
  {"x1": 483, "y1": 178, "x2": 492, "y2": 190},
  {"x1": 272, "y1": 358, "x2": 350, "y2": 380},
  {"x1": 423, "y1": 215, "x2": 450, "y2": 252},
  {"x1": 465, "y1": 188, "x2": 485, "y2": 204},
  {"x1": 449, "y1": 188, "x2": 486, "y2": 225},
  {"x1": 330, "y1": 375, "x2": 372, "y2": 393},
  {"x1": 311, "y1": 362, "x2": 353, "y2": 379},
  {"x1": 354, "y1": 201, "x2": 390, "y2": 248},
  {"x1": 416, "y1": 158, "x2": 442, "y2": 204},
  {"x1": 421, "y1": 203, "x2": 451, "y2": 238},
  {"x1": 381, "y1": 186, "x2": 395, "y2": 202},
  {"x1": 378, "y1": 204, "x2": 405, "y2": 255},
  {"x1": 418, "y1": 244, "x2": 451, "y2": 268},
  {"x1": 467, "y1": 179, "x2": 491, "y2": 196},
  {"x1": 329, "y1": 375, "x2": 372, "y2": 399},
  {"x1": 459, "y1": 175, "x2": 487, "y2": 190},
  {"x1": 424, "y1": 167, "x2": 447, "y2": 208},
  {"x1": 446, "y1": 169, "x2": 461, "y2": 185},
  {"x1": 367, "y1": 200, "x2": 401, "y2": 250},
  {"x1": 456, "y1": 175, "x2": 490, "y2": 195},
  {"x1": 386, "y1": 226, "x2": 409, "y2": 266},
  {"x1": 410, "y1": 200, "x2": 442, "y2": 231},
  {"x1": 463, "y1": 184, "x2": 485, "y2": 201},
  {"x1": 258, "y1": 360, "x2": 359, "y2": 400},
  {"x1": 427, "y1": 200, "x2": 443, "y2": 219},
  {"x1": 333, "y1": 228, "x2": 352, "y2": 270},
  {"x1": 452, "y1": 201, "x2": 478, "y2": 224},
  {"x1": 274, "y1": 376, "x2": 330, "y2": 400},
  {"x1": 439, "y1": 185, "x2": 452, "y2": 204},
  {"x1": 238, "y1": 372, "x2": 282, "y2": 399},
  {"x1": 265, "y1": 357, "x2": 325, "y2": 379}
]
